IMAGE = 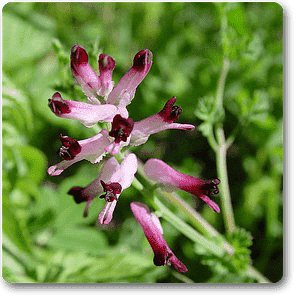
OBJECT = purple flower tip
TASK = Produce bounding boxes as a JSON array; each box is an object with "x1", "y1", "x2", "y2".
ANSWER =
[
  {"x1": 201, "y1": 179, "x2": 221, "y2": 196},
  {"x1": 133, "y1": 49, "x2": 153, "y2": 71},
  {"x1": 100, "y1": 180, "x2": 122, "y2": 202},
  {"x1": 109, "y1": 114, "x2": 134, "y2": 143},
  {"x1": 48, "y1": 92, "x2": 71, "y2": 116},
  {"x1": 98, "y1": 54, "x2": 116, "y2": 72},
  {"x1": 71, "y1": 44, "x2": 89, "y2": 74},
  {"x1": 158, "y1": 97, "x2": 183, "y2": 123},
  {"x1": 68, "y1": 186, "x2": 89, "y2": 204},
  {"x1": 59, "y1": 134, "x2": 82, "y2": 160}
]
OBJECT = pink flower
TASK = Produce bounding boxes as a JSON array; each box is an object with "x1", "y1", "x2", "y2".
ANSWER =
[
  {"x1": 48, "y1": 130, "x2": 111, "y2": 176},
  {"x1": 130, "y1": 202, "x2": 188, "y2": 272},
  {"x1": 98, "y1": 53, "x2": 116, "y2": 99},
  {"x1": 68, "y1": 154, "x2": 138, "y2": 224},
  {"x1": 130, "y1": 97, "x2": 195, "y2": 146},
  {"x1": 106, "y1": 49, "x2": 153, "y2": 109},
  {"x1": 48, "y1": 92, "x2": 117, "y2": 127},
  {"x1": 144, "y1": 158, "x2": 221, "y2": 213}
]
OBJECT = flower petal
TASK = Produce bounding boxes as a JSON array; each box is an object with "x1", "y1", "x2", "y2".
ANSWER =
[
  {"x1": 98, "y1": 54, "x2": 115, "y2": 99},
  {"x1": 98, "y1": 200, "x2": 117, "y2": 224},
  {"x1": 118, "y1": 153, "x2": 138, "y2": 189}
]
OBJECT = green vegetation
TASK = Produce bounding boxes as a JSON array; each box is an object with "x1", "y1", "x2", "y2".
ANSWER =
[{"x1": 2, "y1": 2, "x2": 283, "y2": 283}]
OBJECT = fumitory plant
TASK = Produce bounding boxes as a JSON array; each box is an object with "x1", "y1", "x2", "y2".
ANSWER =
[
  {"x1": 3, "y1": 2, "x2": 282, "y2": 284},
  {"x1": 48, "y1": 44, "x2": 219, "y2": 272}
]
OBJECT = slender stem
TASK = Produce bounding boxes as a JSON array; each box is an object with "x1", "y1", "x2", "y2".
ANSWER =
[
  {"x1": 216, "y1": 57, "x2": 230, "y2": 108},
  {"x1": 216, "y1": 126, "x2": 236, "y2": 233},
  {"x1": 212, "y1": 56, "x2": 236, "y2": 234}
]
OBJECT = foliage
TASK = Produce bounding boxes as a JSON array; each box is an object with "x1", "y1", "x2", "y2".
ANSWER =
[{"x1": 2, "y1": 2, "x2": 283, "y2": 283}]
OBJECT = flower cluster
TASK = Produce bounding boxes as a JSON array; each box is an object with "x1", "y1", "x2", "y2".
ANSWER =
[{"x1": 48, "y1": 45, "x2": 220, "y2": 273}]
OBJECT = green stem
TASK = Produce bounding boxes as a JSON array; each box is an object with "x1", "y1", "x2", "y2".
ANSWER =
[
  {"x1": 216, "y1": 57, "x2": 230, "y2": 108},
  {"x1": 216, "y1": 126, "x2": 236, "y2": 234},
  {"x1": 213, "y1": 56, "x2": 236, "y2": 234}
]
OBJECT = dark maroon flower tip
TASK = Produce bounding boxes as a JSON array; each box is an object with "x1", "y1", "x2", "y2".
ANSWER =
[
  {"x1": 70, "y1": 44, "x2": 89, "y2": 74},
  {"x1": 109, "y1": 114, "x2": 134, "y2": 144},
  {"x1": 132, "y1": 49, "x2": 153, "y2": 71},
  {"x1": 100, "y1": 180, "x2": 122, "y2": 202},
  {"x1": 48, "y1": 92, "x2": 71, "y2": 116},
  {"x1": 98, "y1": 54, "x2": 116, "y2": 72},
  {"x1": 58, "y1": 134, "x2": 82, "y2": 160},
  {"x1": 68, "y1": 186, "x2": 89, "y2": 204},
  {"x1": 158, "y1": 97, "x2": 183, "y2": 123},
  {"x1": 153, "y1": 249, "x2": 167, "y2": 266},
  {"x1": 200, "y1": 178, "x2": 221, "y2": 196},
  {"x1": 153, "y1": 247, "x2": 188, "y2": 272}
]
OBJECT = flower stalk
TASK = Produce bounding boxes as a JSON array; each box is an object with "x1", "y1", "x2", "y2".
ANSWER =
[{"x1": 206, "y1": 56, "x2": 236, "y2": 234}]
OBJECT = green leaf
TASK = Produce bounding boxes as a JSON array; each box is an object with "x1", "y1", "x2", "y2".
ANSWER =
[
  {"x1": 248, "y1": 90, "x2": 270, "y2": 122},
  {"x1": 2, "y1": 266, "x2": 36, "y2": 283},
  {"x1": 65, "y1": 249, "x2": 156, "y2": 283},
  {"x1": 47, "y1": 226, "x2": 108, "y2": 255},
  {"x1": 200, "y1": 228, "x2": 253, "y2": 280},
  {"x1": 195, "y1": 95, "x2": 224, "y2": 127},
  {"x1": 2, "y1": 73, "x2": 34, "y2": 137},
  {"x1": 2, "y1": 198, "x2": 32, "y2": 254},
  {"x1": 17, "y1": 145, "x2": 47, "y2": 184}
]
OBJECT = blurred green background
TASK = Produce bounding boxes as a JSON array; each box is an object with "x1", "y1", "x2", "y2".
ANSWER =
[{"x1": 2, "y1": 2, "x2": 283, "y2": 283}]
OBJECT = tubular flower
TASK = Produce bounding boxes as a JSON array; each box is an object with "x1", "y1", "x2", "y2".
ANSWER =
[
  {"x1": 130, "y1": 202, "x2": 188, "y2": 273},
  {"x1": 68, "y1": 154, "x2": 138, "y2": 224},
  {"x1": 98, "y1": 53, "x2": 116, "y2": 99},
  {"x1": 130, "y1": 97, "x2": 195, "y2": 146},
  {"x1": 48, "y1": 130, "x2": 111, "y2": 176},
  {"x1": 144, "y1": 158, "x2": 221, "y2": 213},
  {"x1": 48, "y1": 92, "x2": 117, "y2": 127},
  {"x1": 106, "y1": 49, "x2": 153, "y2": 109},
  {"x1": 71, "y1": 44, "x2": 105, "y2": 103}
]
